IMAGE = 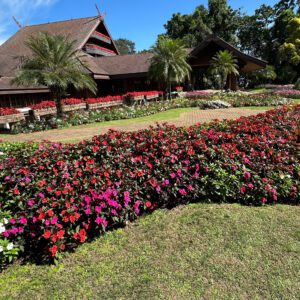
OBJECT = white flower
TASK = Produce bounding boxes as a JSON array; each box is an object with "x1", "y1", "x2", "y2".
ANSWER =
[
  {"x1": 3, "y1": 218, "x2": 8, "y2": 225},
  {"x1": 0, "y1": 246, "x2": 3, "y2": 253},
  {"x1": 0, "y1": 225, "x2": 5, "y2": 234},
  {"x1": 6, "y1": 243, "x2": 13, "y2": 251}
]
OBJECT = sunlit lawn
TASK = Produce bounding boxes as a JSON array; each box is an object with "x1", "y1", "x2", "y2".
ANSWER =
[{"x1": 0, "y1": 203, "x2": 299, "y2": 299}]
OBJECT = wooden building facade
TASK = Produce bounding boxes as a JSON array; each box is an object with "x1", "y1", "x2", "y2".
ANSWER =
[{"x1": 0, "y1": 16, "x2": 267, "y2": 108}]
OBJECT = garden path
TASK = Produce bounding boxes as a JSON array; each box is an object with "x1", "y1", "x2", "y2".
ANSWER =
[{"x1": 1, "y1": 107, "x2": 267, "y2": 143}]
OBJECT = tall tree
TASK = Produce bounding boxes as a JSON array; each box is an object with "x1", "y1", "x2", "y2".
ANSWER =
[
  {"x1": 114, "y1": 38, "x2": 136, "y2": 55},
  {"x1": 208, "y1": 0, "x2": 241, "y2": 43},
  {"x1": 13, "y1": 33, "x2": 97, "y2": 117},
  {"x1": 149, "y1": 38, "x2": 191, "y2": 99},
  {"x1": 210, "y1": 50, "x2": 239, "y2": 90},
  {"x1": 279, "y1": 17, "x2": 300, "y2": 66},
  {"x1": 164, "y1": 1, "x2": 240, "y2": 47}
]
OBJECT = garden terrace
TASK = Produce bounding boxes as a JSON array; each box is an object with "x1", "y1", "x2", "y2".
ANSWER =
[{"x1": 0, "y1": 105, "x2": 298, "y2": 267}]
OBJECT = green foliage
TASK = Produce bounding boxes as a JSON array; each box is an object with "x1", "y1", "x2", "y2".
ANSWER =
[
  {"x1": 0, "y1": 142, "x2": 39, "y2": 158},
  {"x1": 279, "y1": 17, "x2": 300, "y2": 65},
  {"x1": 0, "y1": 218, "x2": 19, "y2": 269},
  {"x1": 12, "y1": 33, "x2": 97, "y2": 117},
  {"x1": 0, "y1": 204, "x2": 299, "y2": 298},
  {"x1": 114, "y1": 38, "x2": 136, "y2": 55},
  {"x1": 210, "y1": 50, "x2": 239, "y2": 90},
  {"x1": 164, "y1": 1, "x2": 241, "y2": 46},
  {"x1": 149, "y1": 38, "x2": 191, "y2": 97}
]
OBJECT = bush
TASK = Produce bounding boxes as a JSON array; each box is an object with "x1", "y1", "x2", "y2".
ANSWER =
[
  {"x1": 0, "y1": 142, "x2": 39, "y2": 159},
  {"x1": 0, "y1": 105, "x2": 299, "y2": 266}
]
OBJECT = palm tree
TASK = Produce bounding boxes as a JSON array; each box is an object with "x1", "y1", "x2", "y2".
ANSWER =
[
  {"x1": 149, "y1": 38, "x2": 191, "y2": 99},
  {"x1": 210, "y1": 50, "x2": 239, "y2": 91},
  {"x1": 13, "y1": 32, "x2": 97, "y2": 117}
]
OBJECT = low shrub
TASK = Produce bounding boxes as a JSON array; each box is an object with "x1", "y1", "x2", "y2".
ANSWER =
[
  {"x1": 0, "y1": 142, "x2": 39, "y2": 158},
  {"x1": 295, "y1": 78, "x2": 300, "y2": 90},
  {"x1": 0, "y1": 105, "x2": 299, "y2": 266}
]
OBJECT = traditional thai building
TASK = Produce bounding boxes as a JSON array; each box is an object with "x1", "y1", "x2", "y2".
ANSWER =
[{"x1": 0, "y1": 16, "x2": 267, "y2": 108}]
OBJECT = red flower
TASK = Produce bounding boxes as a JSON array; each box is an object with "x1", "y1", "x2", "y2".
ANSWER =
[
  {"x1": 43, "y1": 231, "x2": 51, "y2": 239},
  {"x1": 145, "y1": 201, "x2": 152, "y2": 208},
  {"x1": 49, "y1": 245, "x2": 58, "y2": 257},
  {"x1": 57, "y1": 230, "x2": 65, "y2": 239}
]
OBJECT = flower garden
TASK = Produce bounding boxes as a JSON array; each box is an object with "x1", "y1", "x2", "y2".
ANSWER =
[{"x1": 0, "y1": 104, "x2": 299, "y2": 268}]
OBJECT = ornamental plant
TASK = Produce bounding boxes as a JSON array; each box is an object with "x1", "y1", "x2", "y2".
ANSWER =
[
  {"x1": 0, "y1": 108, "x2": 20, "y2": 116},
  {"x1": 0, "y1": 105, "x2": 299, "y2": 265}
]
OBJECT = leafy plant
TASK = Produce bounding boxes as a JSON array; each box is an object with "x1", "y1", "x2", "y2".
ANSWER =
[{"x1": 12, "y1": 32, "x2": 97, "y2": 118}]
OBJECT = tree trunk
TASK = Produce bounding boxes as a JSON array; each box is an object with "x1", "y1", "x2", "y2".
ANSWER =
[{"x1": 54, "y1": 89, "x2": 64, "y2": 118}]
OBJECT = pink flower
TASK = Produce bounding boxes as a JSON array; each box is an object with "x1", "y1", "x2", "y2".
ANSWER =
[
  {"x1": 170, "y1": 173, "x2": 176, "y2": 179},
  {"x1": 27, "y1": 200, "x2": 35, "y2": 206},
  {"x1": 51, "y1": 217, "x2": 58, "y2": 225},
  {"x1": 248, "y1": 183, "x2": 254, "y2": 189},
  {"x1": 179, "y1": 189, "x2": 187, "y2": 196},
  {"x1": 262, "y1": 197, "x2": 267, "y2": 204},
  {"x1": 240, "y1": 187, "x2": 246, "y2": 194},
  {"x1": 19, "y1": 217, "x2": 27, "y2": 225},
  {"x1": 95, "y1": 206, "x2": 102, "y2": 213},
  {"x1": 244, "y1": 172, "x2": 251, "y2": 180}
]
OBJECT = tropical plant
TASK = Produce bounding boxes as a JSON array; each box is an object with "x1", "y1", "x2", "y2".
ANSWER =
[
  {"x1": 210, "y1": 50, "x2": 239, "y2": 90},
  {"x1": 12, "y1": 32, "x2": 97, "y2": 117},
  {"x1": 149, "y1": 38, "x2": 191, "y2": 99}
]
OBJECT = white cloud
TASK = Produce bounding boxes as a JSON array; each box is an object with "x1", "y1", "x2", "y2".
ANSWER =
[{"x1": 0, "y1": 0, "x2": 57, "y2": 44}]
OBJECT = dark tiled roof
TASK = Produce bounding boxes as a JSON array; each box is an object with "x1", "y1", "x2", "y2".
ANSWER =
[
  {"x1": 0, "y1": 77, "x2": 48, "y2": 91},
  {"x1": 93, "y1": 52, "x2": 154, "y2": 76},
  {"x1": 0, "y1": 16, "x2": 100, "y2": 76}
]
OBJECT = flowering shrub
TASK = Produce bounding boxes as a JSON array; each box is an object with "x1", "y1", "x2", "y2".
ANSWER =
[
  {"x1": 86, "y1": 95, "x2": 123, "y2": 104},
  {"x1": 185, "y1": 91, "x2": 213, "y2": 99},
  {"x1": 0, "y1": 105, "x2": 299, "y2": 264},
  {"x1": 62, "y1": 98, "x2": 85, "y2": 105},
  {"x1": 176, "y1": 86, "x2": 183, "y2": 92},
  {"x1": 125, "y1": 91, "x2": 163, "y2": 98},
  {"x1": 0, "y1": 218, "x2": 19, "y2": 268},
  {"x1": 256, "y1": 84, "x2": 295, "y2": 90},
  {"x1": 0, "y1": 108, "x2": 20, "y2": 116},
  {"x1": 30, "y1": 101, "x2": 56, "y2": 110},
  {"x1": 274, "y1": 89, "x2": 300, "y2": 99}
]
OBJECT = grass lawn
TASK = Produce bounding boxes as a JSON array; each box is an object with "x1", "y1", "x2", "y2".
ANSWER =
[{"x1": 0, "y1": 203, "x2": 299, "y2": 299}]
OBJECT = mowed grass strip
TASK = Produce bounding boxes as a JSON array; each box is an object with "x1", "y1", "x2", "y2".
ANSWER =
[{"x1": 0, "y1": 204, "x2": 299, "y2": 300}]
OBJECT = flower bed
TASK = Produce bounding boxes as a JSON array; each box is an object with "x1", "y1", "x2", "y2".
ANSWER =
[
  {"x1": 185, "y1": 91, "x2": 214, "y2": 99},
  {"x1": 125, "y1": 91, "x2": 163, "y2": 101},
  {"x1": 87, "y1": 96, "x2": 123, "y2": 110},
  {"x1": 0, "y1": 108, "x2": 25, "y2": 124},
  {"x1": 274, "y1": 89, "x2": 300, "y2": 99},
  {"x1": 0, "y1": 105, "x2": 299, "y2": 265},
  {"x1": 62, "y1": 98, "x2": 86, "y2": 112},
  {"x1": 30, "y1": 101, "x2": 57, "y2": 117}
]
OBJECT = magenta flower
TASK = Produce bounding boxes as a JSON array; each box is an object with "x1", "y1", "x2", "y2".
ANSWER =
[
  {"x1": 19, "y1": 217, "x2": 27, "y2": 225},
  {"x1": 244, "y1": 172, "x2": 251, "y2": 180}
]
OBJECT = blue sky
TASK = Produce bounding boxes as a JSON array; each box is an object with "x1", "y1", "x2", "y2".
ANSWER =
[{"x1": 0, "y1": 0, "x2": 278, "y2": 50}]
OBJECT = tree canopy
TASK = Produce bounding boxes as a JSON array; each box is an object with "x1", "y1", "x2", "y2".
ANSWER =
[
  {"x1": 162, "y1": 0, "x2": 300, "y2": 84},
  {"x1": 114, "y1": 38, "x2": 136, "y2": 55}
]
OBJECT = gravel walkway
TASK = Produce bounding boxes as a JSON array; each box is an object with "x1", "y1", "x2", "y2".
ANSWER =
[{"x1": 1, "y1": 108, "x2": 267, "y2": 143}]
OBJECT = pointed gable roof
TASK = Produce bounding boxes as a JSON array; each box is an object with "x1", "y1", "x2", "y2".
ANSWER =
[
  {"x1": 189, "y1": 36, "x2": 267, "y2": 72},
  {"x1": 0, "y1": 16, "x2": 100, "y2": 58}
]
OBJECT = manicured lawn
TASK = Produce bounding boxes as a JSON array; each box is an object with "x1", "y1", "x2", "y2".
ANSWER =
[{"x1": 0, "y1": 204, "x2": 299, "y2": 299}]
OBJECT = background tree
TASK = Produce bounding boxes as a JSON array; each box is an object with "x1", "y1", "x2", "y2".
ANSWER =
[
  {"x1": 114, "y1": 38, "x2": 136, "y2": 55},
  {"x1": 279, "y1": 17, "x2": 300, "y2": 65},
  {"x1": 210, "y1": 50, "x2": 239, "y2": 90},
  {"x1": 164, "y1": 1, "x2": 241, "y2": 47},
  {"x1": 149, "y1": 38, "x2": 191, "y2": 99},
  {"x1": 13, "y1": 32, "x2": 97, "y2": 117}
]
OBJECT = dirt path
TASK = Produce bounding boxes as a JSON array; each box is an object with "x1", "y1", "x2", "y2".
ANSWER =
[{"x1": 1, "y1": 108, "x2": 266, "y2": 143}]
